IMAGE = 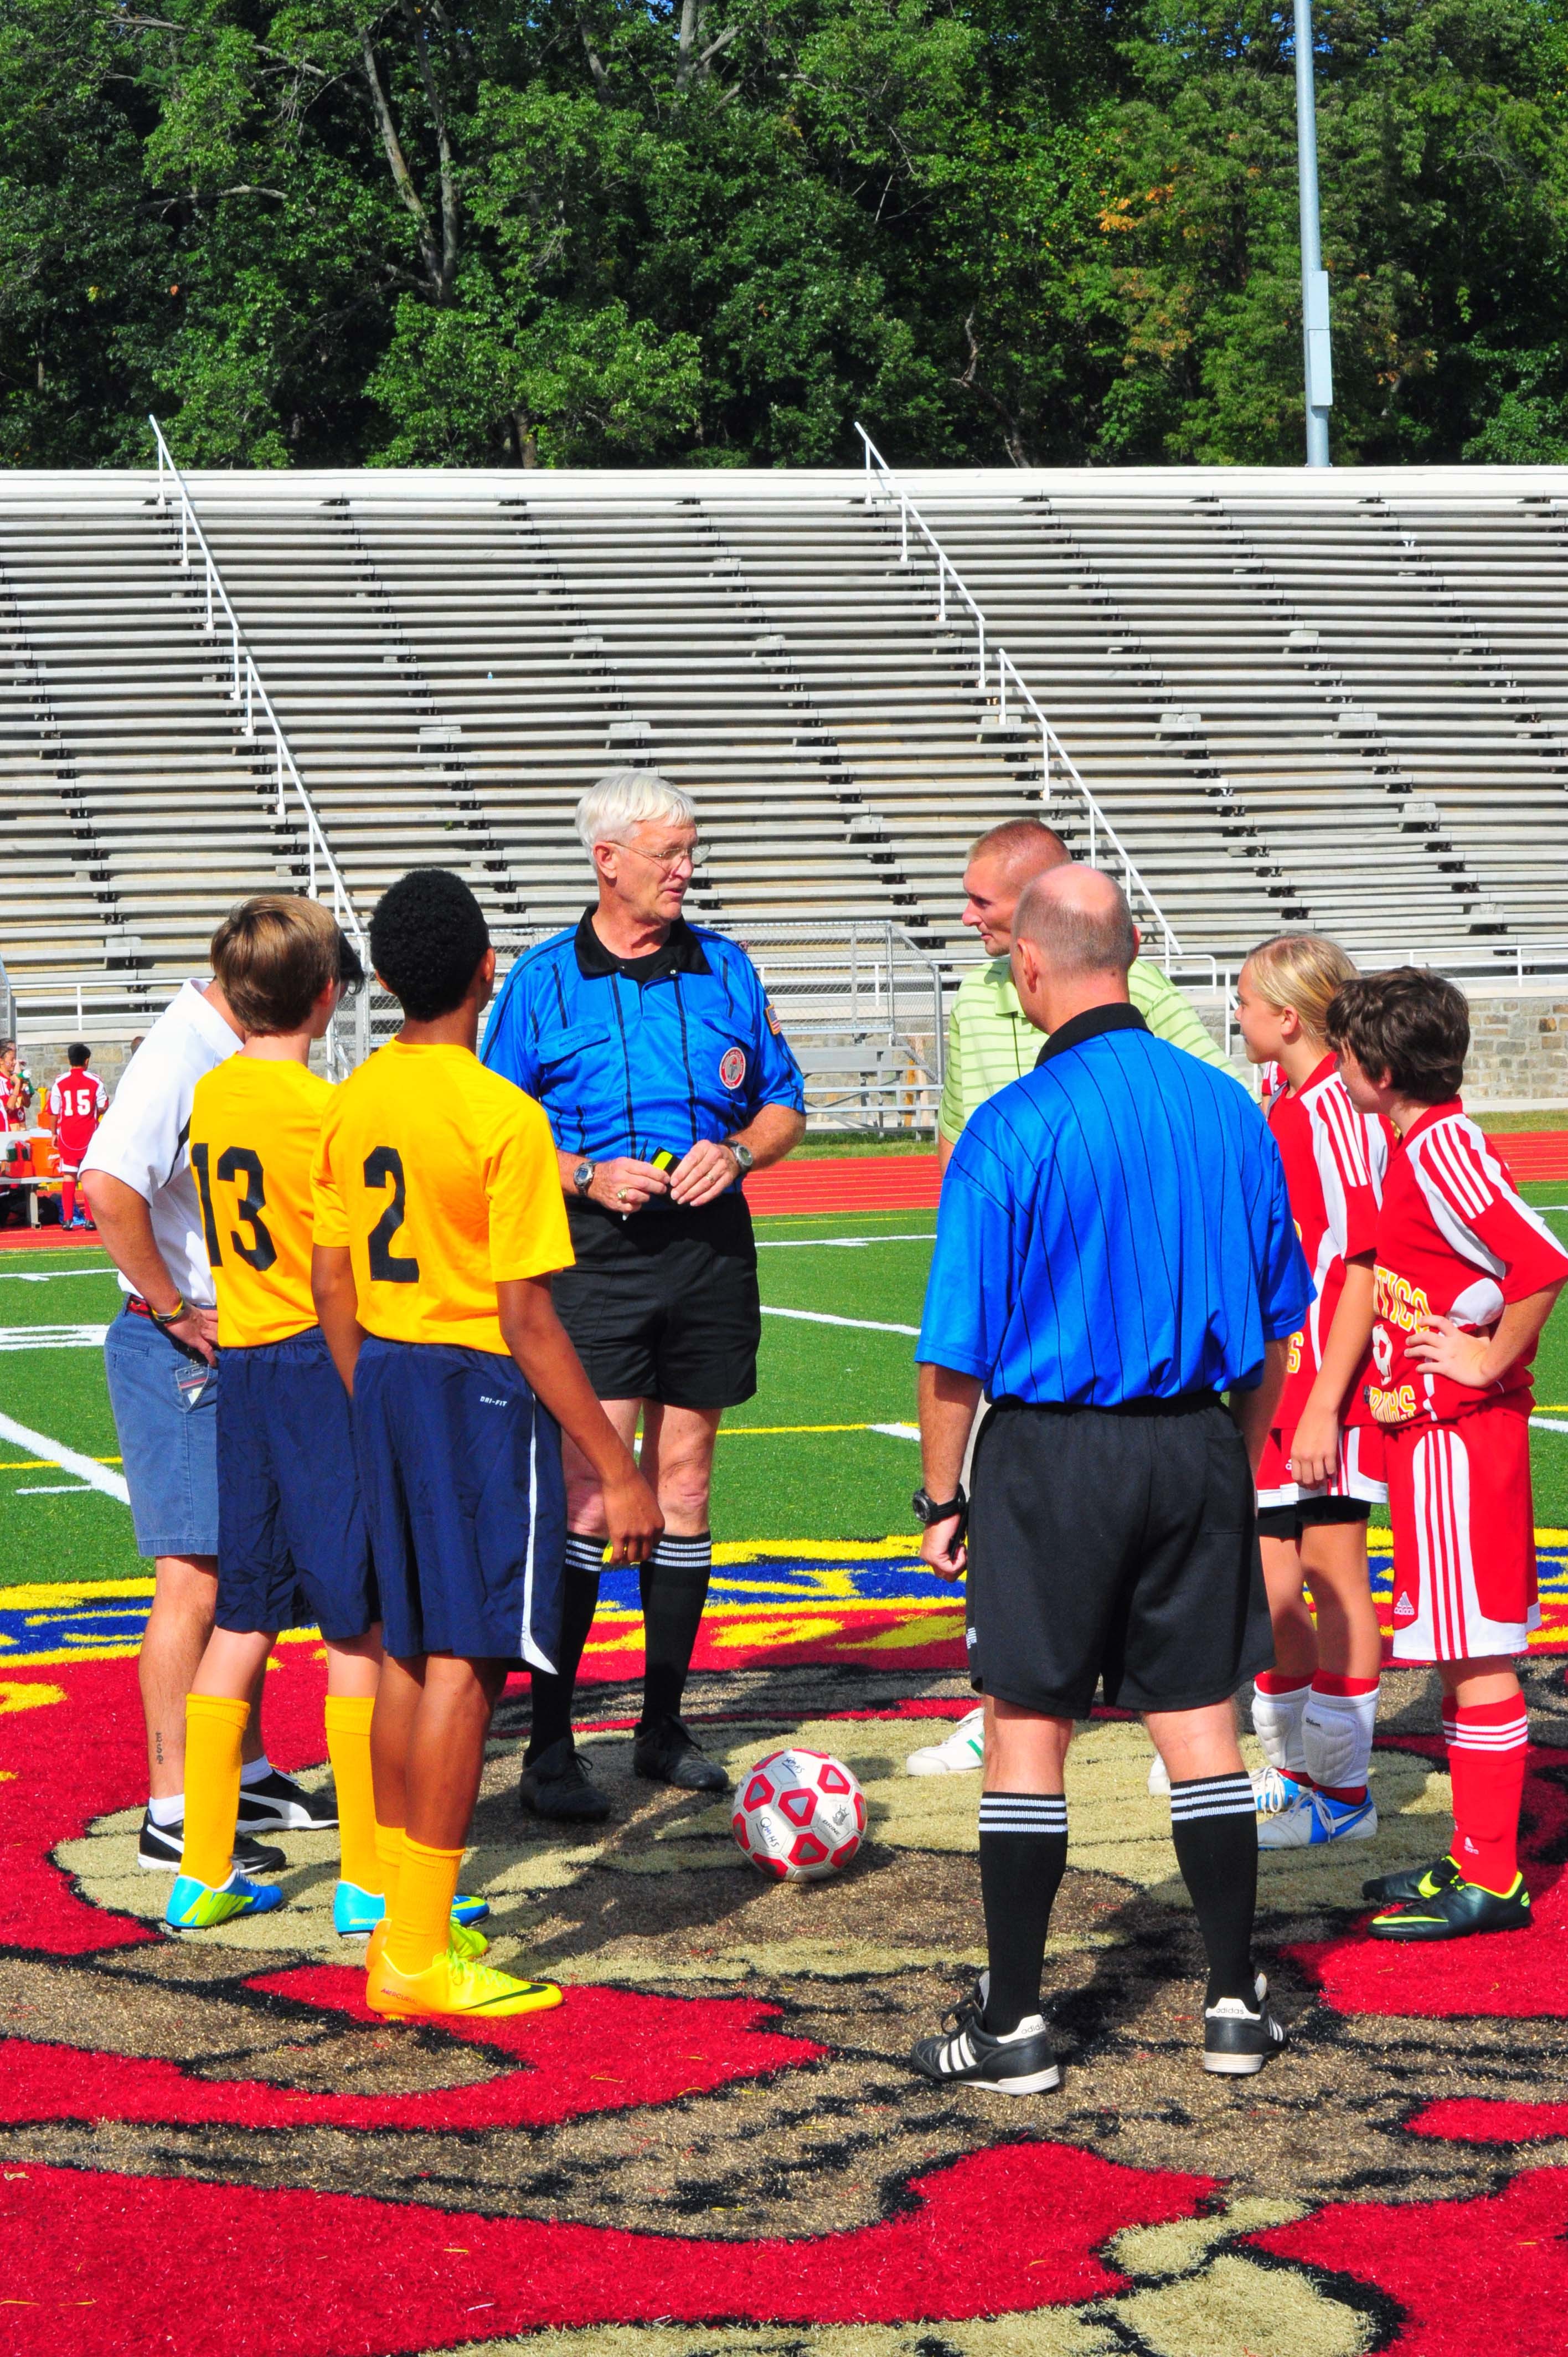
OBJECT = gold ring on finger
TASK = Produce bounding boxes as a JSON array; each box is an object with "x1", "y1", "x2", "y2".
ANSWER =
[{"x1": 617, "y1": 1186, "x2": 628, "y2": 1200}]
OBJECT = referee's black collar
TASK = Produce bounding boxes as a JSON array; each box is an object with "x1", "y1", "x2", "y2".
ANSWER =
[
  {"x1": 1034, "y1": 999, "x2": 1148, "y2": 1067},
  {"x1": 574, "y1": 908, "x2": 712, "y2": 982}
]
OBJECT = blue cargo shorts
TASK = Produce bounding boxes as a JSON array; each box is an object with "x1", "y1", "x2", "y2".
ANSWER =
[{"x1": 102, "y1": 1306, "x2": 220, "y2": 1560}]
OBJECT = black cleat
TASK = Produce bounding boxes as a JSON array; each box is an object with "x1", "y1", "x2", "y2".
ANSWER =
[
  {"x1": 517, "y1": 1736, "x2": 612, "y2": 1823},
  {"x1": 1369, "y1": 1872, "x2": 1532, "y2": 1942},
  {"x1": 632, "y1": 1714, "x2": 730, "y2": 1793},
  {"x1": 136, "y1": 1813, "x2": 286, "y2": 1877},
  {"x1": 910, "y1": 1986, "x2": 1060, "y2": 2097},
  {"x1": 236, "y1": 1769, "x2": 337, "y2": 1833},
  {"x1": 1363, "y1": 1853, "x2": 1461, "y2": 1908},
  {"x1": 1203, "y1": 1974, "x2": 1288, "y2": 2076}
]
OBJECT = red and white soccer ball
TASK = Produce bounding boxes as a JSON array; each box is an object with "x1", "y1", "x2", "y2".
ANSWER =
[{"x1": 731, "y1": 1746, "x2": 866, "y2": 1881}]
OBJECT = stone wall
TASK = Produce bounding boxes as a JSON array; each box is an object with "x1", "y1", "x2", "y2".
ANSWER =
[{"x1": 1193, "y1": 990, "x2": 1568, "y2": 1112}]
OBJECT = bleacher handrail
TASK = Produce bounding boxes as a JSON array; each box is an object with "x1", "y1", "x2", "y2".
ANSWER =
[
  {"x1": 855, "y1": 423, "x2": 1182, "y2": 963},
  {"x1": 148, "y1": 418, "x2": 368, "y2": 982}
]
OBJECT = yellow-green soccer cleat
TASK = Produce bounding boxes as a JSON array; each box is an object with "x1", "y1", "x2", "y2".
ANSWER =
[
  {"x1": 365, "y1": 1947, "x2": 563, "y2": 2021},
  {"x1": 165, "y1": 1871, "x2": 283, "y2": 1931},
  {"x1": 364, "y1": 1915, "x2": 489, "y2": 1973},
  {"x1": 1369, "y1": 1872, "x2": 1533, "y2": 1942}
]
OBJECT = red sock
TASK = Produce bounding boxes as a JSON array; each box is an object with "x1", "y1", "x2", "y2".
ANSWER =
[
  {"x1": 60, "y1": 1177, "x2": 75, "y2": 1225},
  {"x1": 1447, "y1": 1697, "x2": 1529, "y2": 1895}
]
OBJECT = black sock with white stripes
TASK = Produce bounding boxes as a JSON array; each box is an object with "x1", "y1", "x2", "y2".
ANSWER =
[
  {"x1": 639, "y1": 1531, "x2": 713, "y2": 1726},
  {"x1": 1168, "y1": 1772, "x2": 1258, "y2": 2008},
  {"x1": 978, "y1": 1790, "x2": 1069, "y2": 2037},
  {"x1": 525, "y1": 1532, "x2": 604, "y2": 1762}
]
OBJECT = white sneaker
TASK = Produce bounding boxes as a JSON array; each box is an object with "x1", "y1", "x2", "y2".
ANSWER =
[
  {"x1": 906, "y1": 1707, "x2": 986, "y2": 1776},
  {"x1": 1147, "y1": 1753, "x2": 1170, "y2": 1796},
  {"x1": 1258, "y1": 1790, "x2": 1378, "y2": 1850},
  {"x1": 1251, "y1": 1764, "x2": 1302, "y2": 1819}
]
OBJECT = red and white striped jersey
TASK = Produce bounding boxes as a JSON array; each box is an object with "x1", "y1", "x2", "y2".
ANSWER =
[
  {"x1": 47, "y1": 1070, "x2": 107, "y2": 1162},
  {"x1": 1267, "y1": 1053, "x2": 1388, "y2": 1439},
  {"x1": 1368, "y1": 1099, "x2": 1568, "y2": 1428}
]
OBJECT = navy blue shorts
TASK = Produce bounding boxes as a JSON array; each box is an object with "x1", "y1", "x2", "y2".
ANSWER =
[
  {"x1": 216, "y1": 1328, "x2": 378, "y2": 1643},
  {"x1": 352, "y1": 1336, "x2": 565, "y2": 1667}
]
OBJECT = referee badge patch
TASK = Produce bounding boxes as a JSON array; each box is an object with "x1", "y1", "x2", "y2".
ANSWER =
[
  {"x1": 719, "y1": 1046, "x2": 747, "y2": 1091},
  {"x1": 765, "y1": 1000, "x2": 782, "y2": 1037}
]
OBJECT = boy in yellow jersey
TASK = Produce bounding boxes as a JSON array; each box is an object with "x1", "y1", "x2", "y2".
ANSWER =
[
  {"x1": 311, "y1": 869, "x2": 662, "y2": 2022},
  {"x1": 167, "y1": 897, "x2": 383, "y2": 1932}
]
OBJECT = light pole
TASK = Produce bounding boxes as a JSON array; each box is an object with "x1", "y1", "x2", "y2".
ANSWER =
[{"x1": 1293, "y1": 0, "x2": 1332, "y2": 467}]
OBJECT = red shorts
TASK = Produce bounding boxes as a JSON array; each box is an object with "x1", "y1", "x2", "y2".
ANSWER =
[
  {"x1": 1383, "y1": 1403, "x2": 1539, "y2": 1663},
  {"x1": 1256, "y1": 1421, "x2": 1386, "y2": 1512}
]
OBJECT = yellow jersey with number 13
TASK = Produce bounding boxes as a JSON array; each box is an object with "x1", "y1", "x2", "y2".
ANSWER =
[
  {"x1": 189, "y1": 1058, "x2": 333, "y2": 1348},
  {"x1": 311, "y1": 1039, "x2": 571, "y2": 1355}
]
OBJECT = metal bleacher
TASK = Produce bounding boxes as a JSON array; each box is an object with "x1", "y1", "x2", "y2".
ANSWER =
[{"x1": 5, "y1": 452, "x2": 1568, "y2": 1025}]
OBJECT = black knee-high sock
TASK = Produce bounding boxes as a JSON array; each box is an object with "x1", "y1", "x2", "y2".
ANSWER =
[
  {"x1": 639, "y1": 1531, "x2": 712, "y2": 1726},
  {"x1": 1168, "y1": 1772, "x2": 1258, "y2": 2006},
  {"x1": 526, "y1": 1533, "x2": 603, "y2": 1761},
  {"x1": 978, "y1": 1791, "x2": 1069, "y2": 2036}
]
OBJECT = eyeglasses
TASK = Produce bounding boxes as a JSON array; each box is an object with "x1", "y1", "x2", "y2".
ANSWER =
[{"x1": 610, "y1": 839, "x2": 709, "y2": 881}]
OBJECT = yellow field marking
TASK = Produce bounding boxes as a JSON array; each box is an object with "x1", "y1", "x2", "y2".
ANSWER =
[
  {"x1": 718, "y1": 1422, "x2": 881, "y2": 1437},
  {"x1": 0, "y1": 1456, "x2": 122, "y2": 1471}
]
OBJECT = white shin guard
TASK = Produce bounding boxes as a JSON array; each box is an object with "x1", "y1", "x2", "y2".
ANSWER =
[
  {"x1": 1302, "y1": 1685, "x2": 1379, "y2": 1793},
  {"x1": 1250, "y1": 1682, "x2": 1311, "y2": 1779}
]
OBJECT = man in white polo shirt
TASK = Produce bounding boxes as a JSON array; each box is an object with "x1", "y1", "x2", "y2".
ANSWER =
[{"x1": 82, "y1": 959, "x2": 335, "y2": 1871}]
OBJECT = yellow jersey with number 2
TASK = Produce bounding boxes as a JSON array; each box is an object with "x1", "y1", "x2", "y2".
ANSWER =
[
  {"x1": 311, "y1": 1038, "x2": 572, "y2": 1355},
  {"x1": 189, "y1": 1058, "x2": 332, "y2": 1349}
]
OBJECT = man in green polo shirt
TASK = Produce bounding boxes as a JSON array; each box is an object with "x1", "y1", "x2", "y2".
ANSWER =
[
  {"x1": 907, "y1": 816, "x2": 1247, "y2": 1782},
  {"x1": 935, "y1": 819, "x2": 1240, "y2": 1174}
]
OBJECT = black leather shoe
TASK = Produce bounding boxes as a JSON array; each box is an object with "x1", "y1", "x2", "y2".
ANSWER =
[
  {"x1": 1203, "y1": 1974, "x2": 1288, "y2": 2076},
  {"x1": 910, "y1": 1987, "x2": 1060, "y2": 2096},
  {"x1": 517, "y1": 1737, "x2": 611, "y2": 1823},
  {"x1": 136, "y1": 1813, "x2": 286, "y2": 1877},
  {"x1": 632, "y1": 1715, "x2": 730, "y2": 1793},
  {"x1": 1369, "y1": 1872, "x2": 1532, "y2": 1941},
  {"x1": 1363, "y1": 1853, "x2": 1461, "y2": 1907}
]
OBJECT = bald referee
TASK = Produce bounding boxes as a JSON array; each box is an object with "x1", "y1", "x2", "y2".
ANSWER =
[{"x1": 908, "y1": 867, "x2": 1311, "y2": 2095}]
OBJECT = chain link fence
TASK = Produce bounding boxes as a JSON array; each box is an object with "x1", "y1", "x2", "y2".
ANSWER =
[{"x1": 333, "y1": 919, "x2": 947, "y2": 1134}]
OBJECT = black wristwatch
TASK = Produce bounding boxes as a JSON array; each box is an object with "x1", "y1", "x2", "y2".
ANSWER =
[
  {"x1": 726, "y1": 1139, "x2": 755, "y2": 1176},
  {"x1": 912, "y1": 1483, "x2": 967, "y2": 1528},
  {"x1": 572, "y1": 1159, "x2": 596, "y2": 1197}
]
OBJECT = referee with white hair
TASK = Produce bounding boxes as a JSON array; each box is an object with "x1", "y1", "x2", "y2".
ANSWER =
[
  {"x1": 909, "y1": 865, "x2": 1311, "y2": 2093},
  {"x1": 482, "y1": 772, "x2": 806, "y2": 1816}
]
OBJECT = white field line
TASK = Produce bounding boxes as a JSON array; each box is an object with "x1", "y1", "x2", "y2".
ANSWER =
[
  {"x1": 1531, "y1": 1416, "x2": 1568, "y2": 1435},
  {"x1": 760, "y1": 1305, "x2": 919, "y2": 1337},
  {"x1": 0, "y1": 1409, "x2": 128, "y2": 1502},
  {"x1": 755, "y1": 1233, "x2": 933, "y2": 1250},
  {"x1": 870, "y1": 1422, "x2": 920, "y2": 1439},
  {"x1": 0, "y1": 1325, "x2": 109, "y2": 1351},
  {"x1": 0, "y1": 1267, "x2": 111, "y2": 1284}
]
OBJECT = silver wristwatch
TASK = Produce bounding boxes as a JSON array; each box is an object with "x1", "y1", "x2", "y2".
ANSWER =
[
  {"x1": 572, "y1": 1159, "x2": 597, "y2": 1196},
  {"x1": 727, "y1": 1140, "x2": 755, "y2": 1176}
]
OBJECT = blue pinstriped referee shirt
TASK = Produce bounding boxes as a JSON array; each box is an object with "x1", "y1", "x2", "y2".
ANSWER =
[{"x1": 917, "y1": 1002, "x2": 1312, "y2": 1404}]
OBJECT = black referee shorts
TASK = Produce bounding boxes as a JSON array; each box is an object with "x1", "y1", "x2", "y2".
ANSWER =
[
  {"x1": 552, "y1": 1193, "x2": 760, "y2": 1411},
  {"x1": 966, "y1": 1393, "x2": 1273, "y2": 1718}
]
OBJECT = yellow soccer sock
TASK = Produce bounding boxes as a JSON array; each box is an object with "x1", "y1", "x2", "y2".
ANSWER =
[
  {"x1": 323, "y1": 1695, "x2": 379, "y2": 1892},
  {"x1": 383, "y1": 1836, "x2": 463, "y2": 1978},
  {"x1": 180, "y1": 1695, "x2": 251, "y2": 1889},
  {"x1": 373, "y1": 1819, "x2": 406, "y2": 1912}
]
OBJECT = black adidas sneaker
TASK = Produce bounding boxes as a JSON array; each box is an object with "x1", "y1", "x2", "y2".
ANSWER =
[
  {"x1": 910, "y1": 1987, "x2": 1060, "y2": 2097},
  {"x1": 1203, "y1": 1974, "x2": 1288, "y2": 2076},
  {"x1": 236, "y1": 1769, "x2": 338, "y2": 1833},
  {"x1": 137, "y1": 1813, "x2": 286, "y2": 1876}
]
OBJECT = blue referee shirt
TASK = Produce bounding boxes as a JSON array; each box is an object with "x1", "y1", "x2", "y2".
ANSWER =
[
  {"x1": 481, "y1": 911, "x2": 804, "y2": 1168},
  {"x1": 917, "y1": 1003, "x2": 1312, "y2": 1402}
]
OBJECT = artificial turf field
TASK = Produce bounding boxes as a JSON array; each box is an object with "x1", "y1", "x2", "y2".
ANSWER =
[{"x1": 1, "y1": 1204, "x2": 1567, "y2": 2356}]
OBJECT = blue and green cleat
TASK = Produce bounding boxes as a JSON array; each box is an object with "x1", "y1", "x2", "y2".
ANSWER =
[
  {"x1": 333, "y1": 1881, "x2": 491, "y2": 1938},
  {"x1": 166, "y1": 1871, "x2": 283, "y2": 1931}
]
